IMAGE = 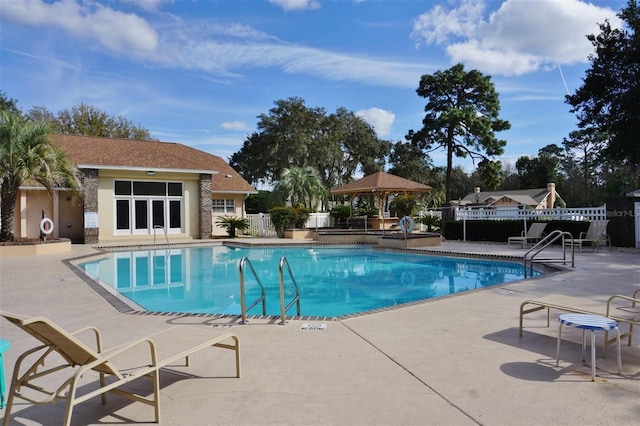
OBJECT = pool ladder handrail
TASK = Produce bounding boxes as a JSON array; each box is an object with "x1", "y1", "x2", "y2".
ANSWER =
[
  {"x1": 153, "y1": 225, "x2": 171, "y2": 249},
  {"x1": 523, "y1": 230, "x2": 575, "y2": 277},
  {"x1": 152, "y1": 226, "x2": 171, "y2": 270},
  {"x1": 278, "y1": 256, "x2": 301, "y2": 325},
  {"x1": 238, "y1": 257, "x2": 267, "y2": 324}
]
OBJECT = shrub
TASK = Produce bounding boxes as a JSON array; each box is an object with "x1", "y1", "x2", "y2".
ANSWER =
[
  {"x1": 330, "y1": 205, "x2": 351, "y2": 228},
  {"x1": 390, "y1": 195, "x2": 418, "y2": 218},
  {"x1": 418, "y1": 215, "x2": 442, "y2": 232},
  {"x1": 269, "y1": 207, "x2": 296, "y2": 238},
  {"x1": 215, "y1": 216, "x2": 249, "y2": 238},
  {"x1": 291, "y1": 207, "x2": 310, "y2": 228}
]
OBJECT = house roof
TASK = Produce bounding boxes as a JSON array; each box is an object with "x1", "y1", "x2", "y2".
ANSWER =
[
  {"x1": 331, "y1": 171, "x2": 432, "y2": 195},
  {"x1": 50, "y1": 134, "x2": 256, "y2": 194},
  {"x1": 459, "y1": 188, "x2": 550, "y2": 205}
]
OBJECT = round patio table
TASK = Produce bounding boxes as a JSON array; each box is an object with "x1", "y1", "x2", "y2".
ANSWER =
[{"x1": 555, "y1": 313, "x2": 621, "y2": 381}]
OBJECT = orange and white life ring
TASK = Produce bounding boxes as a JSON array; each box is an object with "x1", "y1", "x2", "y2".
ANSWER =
[
  {"x1": 398, "y1": 216, "x2": 414, "y2": 234},
  {"x1": 40, "y1": 218, "x2": 54, "y2": 235}
]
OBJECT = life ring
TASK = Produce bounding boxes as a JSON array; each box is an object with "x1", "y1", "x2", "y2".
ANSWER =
[
  {"x1": 40, "y1": 218, "x2": 54, "y2": 235},
  {"x1": 398, "y1": 216, "x2": 414, "y2": 234}
]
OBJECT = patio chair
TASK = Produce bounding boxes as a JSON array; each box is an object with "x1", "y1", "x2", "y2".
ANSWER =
[
  {"x1": 0, "y1": 312, "x2": 240, "y2": 426},
  {"x1": 519, "y1": 290, "x2": 640, "y2": 352},
  {"x1": 568, "y1": 220, "x2": 610, "y2": 252},
  {"x1": 507, "y1": 222, "x2": 547, "y2": 248}
]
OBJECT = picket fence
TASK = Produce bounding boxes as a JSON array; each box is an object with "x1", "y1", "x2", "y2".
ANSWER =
[
  {"x1": 245, "y1": 206, "x2": 606, "y2": 237},
  {"x1": 453, "y1": 206, "x2": 607, "y2": 222}
]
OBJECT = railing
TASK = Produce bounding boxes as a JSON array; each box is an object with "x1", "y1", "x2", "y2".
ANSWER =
[
  {"x1": 278, "y1": 256, "x2": 301, "y2": 325},
  {"x1": 524, "y1": 230, "x2": 575, "y2": 277},
  {"x1": 238, "y1": 257, "x2": 266, "y2": 324},
  {"x1": 455, "y1": 206, "x2": 606, "y2": 222},
  {"x1": 153, "y1": 225, "x2": 170, "y2": 248}
]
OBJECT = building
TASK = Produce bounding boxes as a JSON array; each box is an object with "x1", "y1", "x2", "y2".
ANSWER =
[
  {"x1": 12, "y1": 134, "x2": 256, "y2": 243},
  {"x1": 454, "y1": 183, "x2": 563, "y2": 209}
]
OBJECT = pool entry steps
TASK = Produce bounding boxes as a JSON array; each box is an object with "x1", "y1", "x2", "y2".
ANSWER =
[{"x1": 238, "y1": 256, "x2": 300, "y2": 325}]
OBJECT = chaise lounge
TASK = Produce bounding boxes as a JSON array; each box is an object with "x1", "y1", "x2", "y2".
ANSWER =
[
  {"x1": 1, "y1": 312, "x2": 240, "y2": 426},
  {"x1": 567, "y1": 220, "x2": 610, "y2": 252},
  {"x1": 519, "y1": 290, "x2": 640, "y2": 352},
  {"x1": 508, "y1": 222, "x2": 547, "y2": 248}
]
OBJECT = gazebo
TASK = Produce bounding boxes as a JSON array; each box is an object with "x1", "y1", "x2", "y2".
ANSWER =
[{"x1": 331, "y1": 171, "x2": 432, "y2": 230}]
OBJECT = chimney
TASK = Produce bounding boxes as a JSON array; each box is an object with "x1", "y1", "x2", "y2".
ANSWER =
[
  {"x1": 547, "y1": 183, "x2": 556, "y2": 208},
  {"x1": 474, "y1": 187, "x2": 480, "y2": 203}
]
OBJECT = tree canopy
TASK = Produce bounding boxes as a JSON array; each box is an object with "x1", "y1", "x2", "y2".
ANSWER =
[
  {"x1": 406, "y1": 63, "x2": 510, "y2": 203},
  {"x1": 0, "y1": 111, "x2": 81, "y2": 241},
  {"x1": 27, "y1": 103, "x2": 156, "y2": 140},
  {"x1": 229, "y1": 97, "x2": 391, "y2": 189},
  {"x1": 566, "y1": 0, "x2": 640, "y2": 184}
]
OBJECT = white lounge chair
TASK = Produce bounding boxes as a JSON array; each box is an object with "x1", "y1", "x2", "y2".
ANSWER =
[
  {"x1": 1, "y1": 312, "x2": 240, "y2": 426},
  {"x1": 568, "y1": 220, "x2": 610, "y2": 252},
  {"x1": 508, "y1": 222, "x2": 547, "y2": 248}
]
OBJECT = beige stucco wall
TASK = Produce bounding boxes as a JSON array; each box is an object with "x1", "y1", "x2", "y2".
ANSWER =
[
  {"x1": 97, "y1": 170, "x2": 201, "y2": 242},
  {"x1": 14, "y1": 189, "x2": 54, "y2": 239}
]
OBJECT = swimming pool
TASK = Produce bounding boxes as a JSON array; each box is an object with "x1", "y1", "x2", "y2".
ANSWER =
[{"x1": 78, "y1": 245, "x2": 541, "y2": 317}]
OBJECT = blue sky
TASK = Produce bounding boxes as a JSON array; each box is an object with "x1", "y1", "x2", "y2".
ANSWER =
[{"x1": 0, "y1": 0, "x2": 627, "y2": 173}]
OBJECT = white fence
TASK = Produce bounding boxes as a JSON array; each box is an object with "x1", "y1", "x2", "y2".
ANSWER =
[
  {"x1": 453, "y1": 206, "x2": 607, "y2": 222},
  {"x1": 246, "y1": 207, "x2": 607, "y2": 237},
  {"x1": 245, "y1": 212, "x2": 333, "y2": 237}
]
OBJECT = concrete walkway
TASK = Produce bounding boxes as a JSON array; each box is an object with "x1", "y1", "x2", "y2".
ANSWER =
[{"x1": 1, "y1": 241, "x2": 639, "y2": 425}]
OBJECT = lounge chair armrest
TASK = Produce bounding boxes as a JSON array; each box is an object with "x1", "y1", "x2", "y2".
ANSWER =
[
  {"x1": 71, "y1": 326, "x2": 104, "y2": 353},
  {"x1": 579, "y1": 232, "x2": 587, "y2": 239},
  {"x1": 75, "y1": 336, "x2": 160, "y2": 380},
  {"x1": 607, "y1": 295, "x2": 640, "y2": 316}
]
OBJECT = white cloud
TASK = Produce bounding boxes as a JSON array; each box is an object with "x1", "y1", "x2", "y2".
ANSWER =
[
  {"x1": 221, "y1": 121, "x2": 250, "y2": 131},
  {"x1": 119, "y1": 0, "x2": 173, "y2": 13},
  {"x1": 269, "y1": 0, "x2": 321, "y2": 12},
  {"x1": 0, "y1": 0, "x2": 158, "y2": 55},
  {"x1": 356, "y1": 108, "x2": 395, "y2": 137},
  {"x1": 166, "y1": 39, "x2": 426, "y2": 88},
  {"x1": 411, "y1": 0, "x2": 622, "y2": 76}
]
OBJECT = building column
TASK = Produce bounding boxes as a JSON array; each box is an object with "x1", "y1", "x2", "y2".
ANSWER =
[
  {"x1": 82, "y1": 169, "x2": 99, "y2": 244},
  {"x1": 199, "y1": 174, "x2": 212, "y2": 239}
]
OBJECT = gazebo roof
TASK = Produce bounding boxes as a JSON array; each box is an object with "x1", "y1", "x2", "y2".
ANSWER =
[{"x1": 331, "y1": 171, "x2": 432, "y2": 195}]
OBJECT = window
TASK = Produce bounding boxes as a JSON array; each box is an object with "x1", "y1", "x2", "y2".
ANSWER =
[
  {"x1": 114, "y1": 180, "x2": 183, "y2": 235},
  {"x1": 212, "y1": 199, "x2": 235, "y2": 213}
]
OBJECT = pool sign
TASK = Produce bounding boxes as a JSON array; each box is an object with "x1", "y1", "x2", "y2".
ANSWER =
[{"x1": 301, "y1": 323, "x2": 326, "y2": 331}]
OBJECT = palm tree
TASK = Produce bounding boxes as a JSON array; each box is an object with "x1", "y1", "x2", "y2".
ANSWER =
[
  {"x1": 215, "y1": 215, "x2": 250, "y2": 238},
  {"x1": 0, "y1": 111, "x2": 82, "y2": 241},
  {"x1": 274, "y1": 166, "x2": 326, "y2": 210}
]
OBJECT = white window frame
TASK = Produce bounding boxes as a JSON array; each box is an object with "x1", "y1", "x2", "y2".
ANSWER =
[{"x1": 212, "y1": 198, "x2": 235, "y2": 214}]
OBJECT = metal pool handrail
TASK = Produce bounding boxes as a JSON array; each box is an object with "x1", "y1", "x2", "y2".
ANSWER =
[
  {"x1": 278, "y1": 256, "x2": 301, "y2": 325},
  {"x1": 524, "y1": 230, "x2": 575, "y2": 277},
  {"x1": 238, "y1": 257, "x2": 266, "y2": 324},
  {"x1": 153, "y1": 225, "x2": 170, "y2": 249}
]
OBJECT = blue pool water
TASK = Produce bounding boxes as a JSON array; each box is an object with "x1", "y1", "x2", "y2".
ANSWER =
[{"x1": 78, "y1": 245, "x2": 540, "y2": 317}]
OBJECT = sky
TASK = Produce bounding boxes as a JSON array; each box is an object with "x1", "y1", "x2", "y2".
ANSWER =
[{"x1": 0, "y1": 0, "x2": 628, "y2": 174}]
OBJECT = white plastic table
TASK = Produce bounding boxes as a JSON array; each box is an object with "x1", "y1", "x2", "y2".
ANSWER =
[{"x1": 556, "y1": 313, "x2": 621, "y2": 381}]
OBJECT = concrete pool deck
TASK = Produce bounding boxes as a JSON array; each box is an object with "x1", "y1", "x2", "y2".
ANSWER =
[{"x1": 1, "y1": 240, "x2": 639, "y2": 425}]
